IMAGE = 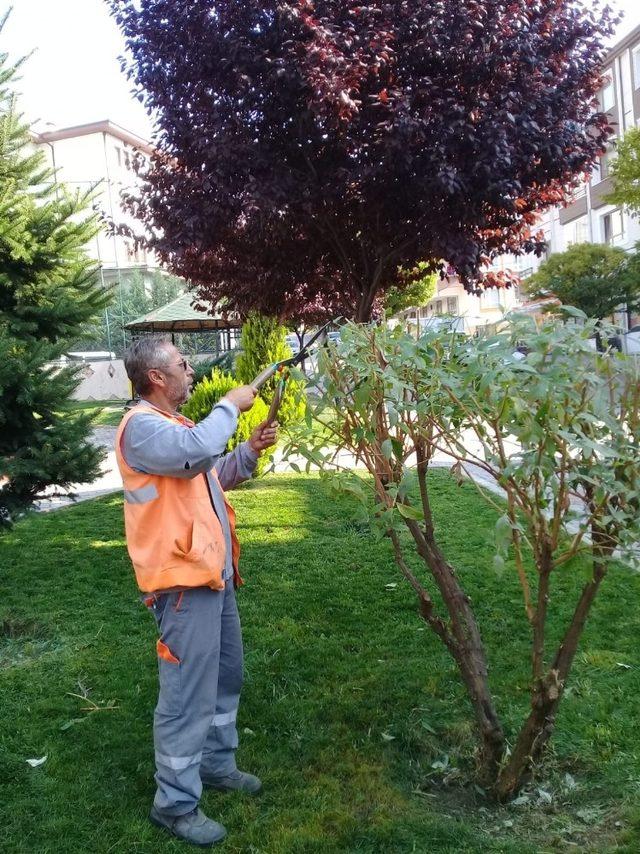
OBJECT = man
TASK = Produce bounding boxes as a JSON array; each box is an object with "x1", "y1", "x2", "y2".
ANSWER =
[{"x1": 115, "y1": 336, "x2": 277, "y2": 847}]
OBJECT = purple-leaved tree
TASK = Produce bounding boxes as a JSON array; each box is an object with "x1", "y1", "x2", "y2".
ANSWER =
[{"x1": 109, "y1": 0, "x2": 616, "y2": 322}]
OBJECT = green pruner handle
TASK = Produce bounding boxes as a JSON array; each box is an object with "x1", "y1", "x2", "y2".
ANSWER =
[
  {"x1": 267, "y1": 375, "x2": 287, "y2": 424},
  {"x1": 251, "y1": 364, "x2": 279, "y2": 390}
]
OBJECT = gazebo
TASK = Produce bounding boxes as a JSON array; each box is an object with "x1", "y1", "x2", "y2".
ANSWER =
[{"x1": 125, "y1": 292, "x2": 242, "y2": 353}]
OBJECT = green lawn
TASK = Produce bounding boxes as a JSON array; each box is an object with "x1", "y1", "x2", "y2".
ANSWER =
[
  {"x1": 65, "y1": 399, "x2": 128, "y2": 427},
  {"x1": 1, "y1": 473, "x2": 639, "y2": 853}
]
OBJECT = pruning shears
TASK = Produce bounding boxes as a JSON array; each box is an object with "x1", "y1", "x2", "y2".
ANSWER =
[{"x1": 251, "y1": 318, "x2": 342, "y2": 423}]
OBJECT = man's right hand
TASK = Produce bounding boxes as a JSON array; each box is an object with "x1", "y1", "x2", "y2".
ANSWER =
[{"x1": 223, "y1": 385, "x2": 258, "y2": 412}]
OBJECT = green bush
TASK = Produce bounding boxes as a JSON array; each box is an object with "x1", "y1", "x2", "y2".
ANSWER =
[
  {"x1": 234, "y1": 312, "x2": 306, "y2": 427},
  {"x1": 182, "y1": 368, "x2": 270, "y2": 475},
  {"x1": 190, "y1": 358, "x2": 219, "y2": 388},
  {"x1": 190, "y1": 350, "x2": 243, "y2": 387}
]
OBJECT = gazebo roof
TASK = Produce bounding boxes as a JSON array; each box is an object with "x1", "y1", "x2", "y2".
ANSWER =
[{"x1": 125, "y1": 292, "x2": 241, "y2": 333}]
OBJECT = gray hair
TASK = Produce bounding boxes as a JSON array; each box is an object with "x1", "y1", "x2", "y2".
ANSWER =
[{"x1": 124, "y1": 335, "x2": 172, "y2": 396}]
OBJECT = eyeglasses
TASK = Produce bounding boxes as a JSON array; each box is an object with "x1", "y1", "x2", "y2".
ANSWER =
[{"x1": 153, "y1": 358, "x2": 190, "y2": 372}]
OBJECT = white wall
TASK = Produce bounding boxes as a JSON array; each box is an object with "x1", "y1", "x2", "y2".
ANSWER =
[{"x1": 71, "y1": 359, "x2": 131, "y2": 401}]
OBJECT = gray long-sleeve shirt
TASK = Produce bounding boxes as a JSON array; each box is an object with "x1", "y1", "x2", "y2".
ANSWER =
[{"x1": 121, "y1": 399, "x2": 258, "y2": 581}]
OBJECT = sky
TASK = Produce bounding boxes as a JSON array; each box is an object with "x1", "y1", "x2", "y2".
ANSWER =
[
  {"x1": 5, "y1": 0, "x2": 153, "y2": 139},
  {"x1": 5, "y1": 0, "x2": 640, "y2": 144}
]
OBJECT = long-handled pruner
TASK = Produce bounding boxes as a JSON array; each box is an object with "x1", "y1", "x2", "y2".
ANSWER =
[{"x1": 251, "y1": 318, "x2": 341, "y2": 423}]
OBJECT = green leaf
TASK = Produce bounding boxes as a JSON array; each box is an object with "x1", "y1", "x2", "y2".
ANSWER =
[
  {"x1": 559, "y1": 305, "x2": 588, "y2": 320},
  {"x1": 397, "y1": 502, "x2": 424, "y2": 521},
  {"x1": 494, "y1": 514, "x2": 512, "y2": 551},
  {"x1": 391, "y1": 437, "x2": 404, "y2": 460}
]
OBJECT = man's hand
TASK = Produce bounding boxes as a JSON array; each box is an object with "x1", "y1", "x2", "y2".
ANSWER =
[
  {"x1": 248, "y1": 420, "x2": 279, "y2": 454},
  {"x1": 223, "y1": 385, "x2": 258, "y2": 412}
]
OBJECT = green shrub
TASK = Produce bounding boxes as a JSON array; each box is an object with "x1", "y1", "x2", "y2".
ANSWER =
[
  {"x1": 182, "y1": 368, "x2": 270, "y2": 475},
  {"x1": 234, "y1": 312, "x2": 306, "y2": 427},
  {"x1": 190, "y1": 358, "x2": 219, "y2": 387},
  {"x1": 190, "y1": 349, "x2": 243, "y2": 387}
]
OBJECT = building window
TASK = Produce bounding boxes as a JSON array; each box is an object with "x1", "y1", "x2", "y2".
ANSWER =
[
  {"x1": 633, "y1": 46, "x2": 640, "y2": 89},
  {"x1": 602, "y1": 209, "x2": 625, "y2": 245},
  {"x1": 115, "y1": 144, "x2": 132, "y2": 170},
  {"x1": 601, "y1": 73, "x2": 615, "y2": 111},
  {"x1": 446, "y1": 297, "x2": 458, "y2": 314},
  {"x1": 600, "y1": 146, "x2": 616, "y2": 179},
  {"x1": 571, "y1": 182, "x2": 587, "y2": 201},
  {"x1": 481, "y1": 288, "x2": 502, "y2": 309},
  {"x1": 563, "y1": 216, "x2": 589, "y2": 247},
  {"x1": 434, "y1": 300, "x2": 443, "y2": 315}
]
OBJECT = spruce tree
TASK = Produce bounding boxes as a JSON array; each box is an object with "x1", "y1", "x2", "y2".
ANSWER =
[{"x1": 0, "y1": 35, "x2": 110, "y2": 526}]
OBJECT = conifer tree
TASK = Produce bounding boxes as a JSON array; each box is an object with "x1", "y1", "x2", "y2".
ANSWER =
[
  {"x1": 0, "y1": 31, "x2": 110, "y2": 525},
  {"x1": 234, "y1": 313, "x2": 305, "y2": 427}
]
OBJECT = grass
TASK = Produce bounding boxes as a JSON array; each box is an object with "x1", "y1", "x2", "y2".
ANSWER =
[
  {"x1": 1, "y1": 472, "x2": 639, "y2": 853},
  {"x1": 64, "y1": 399, "x2": 128, "y2": 427}
]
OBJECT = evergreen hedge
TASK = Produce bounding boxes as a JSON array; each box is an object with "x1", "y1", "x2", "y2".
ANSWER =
[{"x1": 234, "y1": 313, "x2": 306, "y2": 427}]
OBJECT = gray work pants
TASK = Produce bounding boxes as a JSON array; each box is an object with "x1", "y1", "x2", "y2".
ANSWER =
[{"x1": 147, "y1": 580, "x2": 243, "y2": 816}]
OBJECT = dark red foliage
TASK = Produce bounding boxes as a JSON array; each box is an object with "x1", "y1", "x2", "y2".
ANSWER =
[{"x1": 109, "y1": 0, "x2": 617, "y2": 322}]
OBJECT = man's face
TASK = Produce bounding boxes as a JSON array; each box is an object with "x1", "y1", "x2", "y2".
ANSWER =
[{"x1": 155, "y1": 344, "x2": 195, "y2": 407}]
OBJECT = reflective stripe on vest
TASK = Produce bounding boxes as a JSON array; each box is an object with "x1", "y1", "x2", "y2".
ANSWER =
[{"x1": 115, "y1": 406, "x2": 242, "y2": 593}]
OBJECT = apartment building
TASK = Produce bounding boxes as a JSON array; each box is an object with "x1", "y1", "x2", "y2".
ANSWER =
[
  {"x1": 543, "y1": 23, "x2": 640, "y2": 262},
  {"x1": 397, "y1": 265, "x2": 524, "y2": 335},
  {"x1": 31, "y1": 119, "x2": 158, "y2": 288},
  {"x1": 527, "y1": 23, "x2": 640, "y2": 331}
]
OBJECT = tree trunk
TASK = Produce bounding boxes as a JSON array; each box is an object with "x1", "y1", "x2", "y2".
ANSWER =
[
  {"x1": 494, "y1": 553, "x2": 609, "y2": 801},
  {"x1": 391, "y1": 445, "x2": 506, "y2": 784},
  {"x1": 355, "y1": 285, "x2": 378, "y2": 322},
  {"x1": 423, "y1": 538, "x2": 506, "y2": 783}
]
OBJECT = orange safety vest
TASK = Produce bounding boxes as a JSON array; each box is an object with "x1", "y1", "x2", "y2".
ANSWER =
[{"x1": 115, "y1": 406, "x2": 242, "y2": 593}]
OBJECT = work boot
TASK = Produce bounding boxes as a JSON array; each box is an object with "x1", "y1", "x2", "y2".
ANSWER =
[
  {"x1": 201, "y1": 768, "x2": 262, "y2": 794},
  {"x1": 150, "y1": 806, "x2": 227, "y2": 847}
]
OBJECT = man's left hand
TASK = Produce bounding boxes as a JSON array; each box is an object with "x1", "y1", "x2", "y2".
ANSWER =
[{"x1": 248, "y1": 420, "x2": 279, "y2": 454}]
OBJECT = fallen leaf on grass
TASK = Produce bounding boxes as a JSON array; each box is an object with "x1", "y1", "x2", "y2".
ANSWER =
[
  {"x1": 26, "y1": 756, "x2": 47, "y2": 767},
  {"x1": 60, "y1": 718, "x2": 85, "y2": 731}
]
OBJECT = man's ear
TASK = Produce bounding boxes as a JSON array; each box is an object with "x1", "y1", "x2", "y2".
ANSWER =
[{"x1": 147, "y1": 368, "x2": 166, "y2": 388}]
